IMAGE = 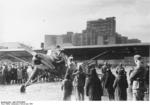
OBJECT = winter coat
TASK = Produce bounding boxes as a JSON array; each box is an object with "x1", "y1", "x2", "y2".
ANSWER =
[
  {"x1": 17, "y1": 69, "x2": 22, "y2": 80},
  {"x1": 61, "y1": 79, "x2": 73, "y2": 100},
  {"x1": 130, "y1": 66, "x2": 146, "y2": 91},
  {"x1": 86, "y1": 74, "x2": 103, "y2": 100},
  {"x1": 113, "y1": 74, "x2": 128, "y2": 100},
  {"x1": 105, "y1": 70, "x2": 115, "y2": 91}
]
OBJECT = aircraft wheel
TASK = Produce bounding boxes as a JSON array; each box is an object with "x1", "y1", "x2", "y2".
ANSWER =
[{"x1": 20, "y1": 85, "x2": 26, "y2": 93}]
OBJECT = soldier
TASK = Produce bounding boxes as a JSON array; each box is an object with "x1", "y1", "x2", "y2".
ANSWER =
[{"x1": 129, "y1": 55, "x2": 147, "y2": 101}]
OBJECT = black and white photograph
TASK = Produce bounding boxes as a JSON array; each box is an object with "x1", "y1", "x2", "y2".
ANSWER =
[{"x1": 0, "y1": 0, "x2": 149, "y2": 103}]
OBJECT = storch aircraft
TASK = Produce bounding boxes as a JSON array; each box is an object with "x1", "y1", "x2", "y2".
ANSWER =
[{"x1": 0, "y1": 43, "x2": 149, "y2": 93}]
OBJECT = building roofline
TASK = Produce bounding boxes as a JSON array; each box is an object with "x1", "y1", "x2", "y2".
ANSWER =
[{"x1": 63, "y1": 43, "x2": 150, "y2": 49}]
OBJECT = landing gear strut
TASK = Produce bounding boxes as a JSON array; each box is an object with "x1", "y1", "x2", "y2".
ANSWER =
[{"x1": 20, "y1": 67, "x2": 37, "y2": 93}]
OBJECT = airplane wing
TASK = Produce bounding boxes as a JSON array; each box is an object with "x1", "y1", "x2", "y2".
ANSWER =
[
  {"x1": 19, "y1": 43, "x2": 55, "y2": 70},
  {"x1": 19, "y1": 43, "x2": 37, "y2": 56}
]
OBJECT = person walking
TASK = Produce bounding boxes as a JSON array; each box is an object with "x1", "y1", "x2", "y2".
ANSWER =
[
  {"x1": 85, "y1": 65, "x2": 103, "y2": 101},
  {"x1": 129, "y1": 55, "x2": 147, "y2": 101}
]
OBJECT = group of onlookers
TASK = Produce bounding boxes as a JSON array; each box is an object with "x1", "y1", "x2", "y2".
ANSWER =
[
  {"x1": 0, "y1": 62, "x2": 29, "y2": 84},
  {"x1": 0, "y1": 62, "x2": 57, "y2": 85},
  {"x1": 61, "y1": 55, "x2": 149, "y2": 101}
]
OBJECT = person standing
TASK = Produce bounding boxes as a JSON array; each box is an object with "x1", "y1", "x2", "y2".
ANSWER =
[
  {"x1": 11, "y1": 65, "x2": 17, "y2": 84},
  {"x1": 6, "y1": 65, "x2": 11, "y2": 84},
  {"x1": 61, "y1": 74, "x2": 73, "y2": 101},
  {"x1": 73, "y1": 65, "x2": 86, "y2": 101},
  {"x1": 27, "y1": 65, "x2": 33, "y2": 80},
  {"x1": 85, "y1": 65, "x2": 103, "y2": 101},
  {"x1": 65, "y1": 56, "x2": 77, "y2": 80},
  {"x1": 2, "y1": 65, "x2": 6, "y2": 84},
  {"x1": 101, "y1": 62, "x2": 109, "y2": 96},
  {"x1": 17, "y1": 67, "x2": 23, "y2": 84},
  {"x1": 129, "y1": 55, "x2": 147, "y2": 101},
  {"x1": 116, "y1": 63, "x2": 126, "y2": 75},
  {"x1": 145, "y1": 65, "x2": 149, "y2": 100},
  {"x1": 53, "y1": 45, "x2": 67, "y2": 78},
  {"x1": 113, "y1": 69, "x2": 128, "y2": 101},
  {"x1": 22, "y1": 65, "x2": 28, "y2": 83},
  {"x1": 105, "y1": 65, "x2": 115, "y2": 100}
]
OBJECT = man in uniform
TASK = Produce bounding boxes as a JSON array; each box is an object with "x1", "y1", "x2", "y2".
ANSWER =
[{"x1": 129, "y1": 55, "x2": 147, "y2": 101}]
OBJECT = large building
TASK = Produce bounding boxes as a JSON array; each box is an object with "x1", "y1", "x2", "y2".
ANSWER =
[
  {"x1": 84, "y1": 17, "x2": 116, "y2": 45},
  {"x1": 44, "y1": 34, "x2": 73, "y2": 49},
  {"x1": 44, "y1": 35, "x2": 57, "y2": 49},
  {"x1": 44, "y1": 17, "x2": 141, "y2": 49},
  {"x1": 72, "y1": 33, "x2": 82, "y2": 46}
]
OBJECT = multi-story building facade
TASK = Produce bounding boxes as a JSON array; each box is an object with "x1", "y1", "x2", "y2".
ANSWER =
[
  {"x1": 44, "y1": 17, "x2": 141, "y2": 49},
  {"x1": 82, "y1": 17, "x2": 116, "y2": 45},
  {"x1": 44, "y1": 33, "x2": 73, "y2": 49},
  {"x1": 72, "y1": 33, "x2": 82, "y2": 46},
  {"x1": 44, "y1": 35, "x2": 57, "y2": 49}
]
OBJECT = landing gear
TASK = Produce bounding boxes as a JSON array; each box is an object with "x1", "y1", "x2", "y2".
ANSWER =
[
  {"x1": 20, "y1": 85, "x2": 26, "y2": 93},
  {"x1": 20, "y1": 67, "x2": 37, "y2": 93}
]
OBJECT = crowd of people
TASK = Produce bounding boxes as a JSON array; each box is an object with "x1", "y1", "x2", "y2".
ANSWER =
[
  {"x1": 0, "y1": 62, "x2": 58, "y2": 85},
  {"x1": 61, "y1": 55, "x2": 149, "y2": 101},
  {"x1": 0, "y1": 62, "x2": 28, "y2": 84}
]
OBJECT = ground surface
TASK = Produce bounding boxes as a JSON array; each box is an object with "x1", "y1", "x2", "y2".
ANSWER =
[
  {"x1": 0, "y1": 67, "x2": 149, "y2": 101},
  {"x1": 0, "y1": 82, "x2": 149, "y2": 101}
]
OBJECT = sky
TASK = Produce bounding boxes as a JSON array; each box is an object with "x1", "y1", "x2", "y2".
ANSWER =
[{"x1": 0, "y1": 0, "x2": 150, "y2": 48}]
